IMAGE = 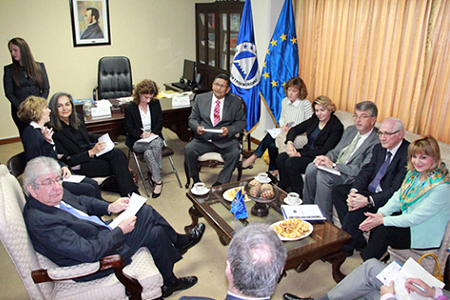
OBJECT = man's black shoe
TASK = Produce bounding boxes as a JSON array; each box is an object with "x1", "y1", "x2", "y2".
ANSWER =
[
  {"x1": 355, "y1": 240, "x2": 367, "y2": 251},
  {"x1": 283, "y1": 293, "x2": 314, "y2": 300},
  {"x1": 162, "y1": 276, "x2": 198, "y2": 297},
  {"x1": 179, "y1": 223, "x2": 205, "y2": 255}
]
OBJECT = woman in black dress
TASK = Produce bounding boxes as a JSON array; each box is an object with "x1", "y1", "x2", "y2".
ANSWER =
[
  {"x1": 3, "y1": 37, "x2": 50, "y2": 136},
  {"x1": 48, "y1": 92, "x2": 139, "y2": 197}
]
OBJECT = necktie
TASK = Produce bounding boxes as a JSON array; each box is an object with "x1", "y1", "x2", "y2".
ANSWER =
[
  {"x1": 368, "y1": 151, "x2": 392, "y2": 193},
  {"x1": 59, "y1": 201, "x2": 111, "y2": 230},
  {"x1": 336, "y1": 135, "x2": 361, "y2": 164},
  {"x1": 213, "y1": 100, "x2": 221, "y2": 126}
]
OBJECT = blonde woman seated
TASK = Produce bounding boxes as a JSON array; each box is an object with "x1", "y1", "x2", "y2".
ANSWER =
[
  {"x1": 125, "y1": 79, "x2": 164, "y2": 198},
  {"x1": 360, "y1": 136, "x2": 450, "y2": 260},
  {"x1": 18, "y1": 95, "x2": 101, "y2": 199},
  {"x1": 241, "y1": 77, "x2": 313, "y2": 175},
  {"x1": 276, "y1": 96, "x2": 343, "y2": 195}
]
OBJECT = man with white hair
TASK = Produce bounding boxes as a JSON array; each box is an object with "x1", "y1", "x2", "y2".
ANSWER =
[{"x1": 22, "y1": 156, "x2": 205, "y2": 297}]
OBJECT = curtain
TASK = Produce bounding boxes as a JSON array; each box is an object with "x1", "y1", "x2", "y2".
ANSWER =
[{"x1": 293, "y1": 0, "x2": 450, "y2": 143}]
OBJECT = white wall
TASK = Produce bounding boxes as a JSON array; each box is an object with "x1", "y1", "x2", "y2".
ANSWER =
[
  {"x1": 0, "y1": 0, "x2": 284, "y2": 141},
  {"x1": 251, "y1": 0, "x2": 285, "y2": 140}
]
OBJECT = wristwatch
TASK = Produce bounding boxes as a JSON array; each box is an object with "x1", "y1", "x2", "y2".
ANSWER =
[
  {"x1": 367, "y1": 196, "x2": 374, "y2": 208},
  {"x1": 332, "y1": 163, "x2": 337, "y2": 169},
  {"x1": 287, "y1": 141, "x2": 294, "y2": 145}
]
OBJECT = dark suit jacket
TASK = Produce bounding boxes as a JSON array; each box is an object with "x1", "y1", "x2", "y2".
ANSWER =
[
  {"x1": 188, "y1": 91, "x2": 246, "y2": 149},
  {"x1": 81, "y1": 22, "x2": 104, "y2": 39},
  {"x1": 23, "y1": 190, "x2": 124, "y2": 267},
  {"x1": 124, "y1": 100, "x2": 163, "y2": 149},
  {"x1": 327, "y1": 125, "x2": 380, "y2": 178},
  {"x1": 3, "y1": 62, "x2": 50, "y2": 108},
  {"x1": 286, "y1": 113, "x2": 344, "y2": 159},
  {"x1": 352, "y1": 140, "x2": 409, "y2": 207},
  {"x1": 52, "y1": 114, "x2": 100, "y2": 166}
]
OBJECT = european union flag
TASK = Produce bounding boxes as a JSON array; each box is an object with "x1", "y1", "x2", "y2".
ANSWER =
[
  {"x1": 230, "y1": 189, "x2": 248, "y2": 220},
  {"x1": 259, "y1": 0, "x2": 299, "y2": 125},
  {"x1": 230, "y1": 0, "x2": 260, "y2": 132}
]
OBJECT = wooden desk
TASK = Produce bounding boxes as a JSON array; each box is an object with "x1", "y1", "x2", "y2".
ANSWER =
[{"x1": 77, "y1": 98, "x2": 192, "y2": 142}]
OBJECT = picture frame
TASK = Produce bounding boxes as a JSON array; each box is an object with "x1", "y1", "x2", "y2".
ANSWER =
[{"x1": 70, "y1": 0, "x2": 111, "y2": 47}]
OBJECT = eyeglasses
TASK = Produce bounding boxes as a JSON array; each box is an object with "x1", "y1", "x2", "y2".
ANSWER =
[
  {"x1": 377, "y1": 130, "x2": 400, "y2": 137},
  {"x1": 352, "y1": 114, "x2": 371, "y2": 120},
  {"x1": 36, "y1": 176, "x2": 63, "y2": 187},
  {"x1": 213, "y1": 82, "x2": 228, "y2": 89}
]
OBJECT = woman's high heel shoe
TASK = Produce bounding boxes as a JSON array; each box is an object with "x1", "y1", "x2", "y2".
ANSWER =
[{"x1": 152, "y1": 182, "x2": 163, "y2": 198}]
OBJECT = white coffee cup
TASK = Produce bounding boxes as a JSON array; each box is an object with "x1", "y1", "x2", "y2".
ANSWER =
[
  {"x1": 194, "y1": 182, "x2": 206, "y2": 193},
  {"x1": 257, "y1": 173, "x2": 268, "y2": 182},
  {"x1": 288, "y1": 192, "x2": 301, "y2": 205}
]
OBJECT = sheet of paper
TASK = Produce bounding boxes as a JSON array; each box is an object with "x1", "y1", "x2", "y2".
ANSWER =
[
  {"x1": 281, "y1": 204, "x2": 326, "y2": 221},
  {"x1": 109, "y1": 193, "x2": 147, "y2": 229},
  {"x1": 376, "y1": 258, "x2": 445, "y2": 300},
  {"x1": 172, "y1": 94, "x2": 191, "y2": 107},
  {"x1": 317, "y1": 165, "x2": 341, "y2": 176},
  {"x1": 266, "y1": 128, "x2": 282, "y2": 139},
  {"x1": 202, "y1": 128, "x2": 224, "y2": 133},
  {"x1": 63, "y1": 174, "x2": 86, "y2": 183},
  {"x1": 95, "y1": 133, "x2": 115, "y2": 157},
  {"x1": 137, "y1": 134, "x2": 159, "y2": 143}
]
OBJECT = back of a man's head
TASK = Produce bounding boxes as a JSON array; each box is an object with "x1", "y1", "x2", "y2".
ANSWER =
[{"x1": 227, "y1": 223, "x2": 287, "y2": 298}]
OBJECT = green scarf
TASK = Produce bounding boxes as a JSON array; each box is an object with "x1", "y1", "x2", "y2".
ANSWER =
[{"x1": 400, "y1": 163, "x2": 450, "y2": 210}]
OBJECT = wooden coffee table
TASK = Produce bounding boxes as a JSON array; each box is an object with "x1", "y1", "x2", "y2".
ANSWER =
[{"x1": 185, "y1": 179, "x2": 352, "y2": 283}]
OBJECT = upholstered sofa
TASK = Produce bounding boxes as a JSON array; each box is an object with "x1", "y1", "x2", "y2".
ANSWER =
[{"x1": 0, "y1": 164, "x2": 163, "y2": 300}]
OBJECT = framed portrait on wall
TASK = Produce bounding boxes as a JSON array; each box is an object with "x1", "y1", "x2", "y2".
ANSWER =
[{"x1": 70, "y1": 0, "x2": 111, "y2": 47}]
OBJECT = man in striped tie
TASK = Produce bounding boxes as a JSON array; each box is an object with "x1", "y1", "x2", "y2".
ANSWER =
[
  {"x1": 303, "y1": 101, "x2": 380, "y2": 221},
  {"x1": 185, "y1": 74, "x2": 246, "y2": 186}
]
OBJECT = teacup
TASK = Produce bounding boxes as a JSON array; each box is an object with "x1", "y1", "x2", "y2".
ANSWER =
[
  {"x1": 257, "y1": 173, "x2": 268, "y2": 182},
  {"x1": 193, "y1": 182, "x2": 206, "y2": 194},
  {"x1": 287, "y1": 192, "x2": 301, "y2": 205}
]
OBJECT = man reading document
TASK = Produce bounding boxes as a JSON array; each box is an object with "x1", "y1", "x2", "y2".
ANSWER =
[{"x1": 184, "y1": 74, "x2": 246, "y2": 186}]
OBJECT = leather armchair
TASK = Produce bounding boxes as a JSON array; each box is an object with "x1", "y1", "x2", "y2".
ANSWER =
[{"x1": 93, "y1": 56, "x2": 133, "y2": 100}]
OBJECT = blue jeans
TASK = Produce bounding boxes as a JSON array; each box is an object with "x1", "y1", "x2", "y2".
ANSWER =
[{"x1": 253, "y1": 133, "x2": 279, "y2": 171}]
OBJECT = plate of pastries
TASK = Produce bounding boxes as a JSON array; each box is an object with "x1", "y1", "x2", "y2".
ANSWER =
[
  {"x1": 223, "y1": 187, "x2": 251, "y2": 202},
  {"x1": 244, "y1": 179, "x2": 279, "y2": 203},
  {"x1": 271, "y1": 218, "x2": 313, "y2": 241}
]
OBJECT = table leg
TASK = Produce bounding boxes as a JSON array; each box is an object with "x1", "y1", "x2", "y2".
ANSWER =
[
  {"x1": 322, "y1": 251, "x2": 347, "y2": 283},
  {"x1": 184, "y1": 206, "x2": 200, "y2": 233}
]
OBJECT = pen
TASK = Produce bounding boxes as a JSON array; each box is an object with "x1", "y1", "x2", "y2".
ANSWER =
[{"x1": 411, "y1": 281, "x2": 427, "y2": 294}]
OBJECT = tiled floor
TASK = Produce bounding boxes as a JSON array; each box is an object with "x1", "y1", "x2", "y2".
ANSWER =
[{"x1": 0, "y1": 129, "x2": 363, "y2": 300}]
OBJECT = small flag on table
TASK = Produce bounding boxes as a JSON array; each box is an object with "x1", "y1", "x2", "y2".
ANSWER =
[{"x1": 230, "y1": 189, "x2": 248, "y2": 219}]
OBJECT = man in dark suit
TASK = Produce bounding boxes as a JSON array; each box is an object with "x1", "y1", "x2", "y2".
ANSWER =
[
  {"x1": 22, "y1": 156, "x2": 205, "y2": 297},
  {"x1": 303, "y1": 101, "x2": 380, "y2": 221},
  {"x1": 184, "y1": 74, "x2": 246, "y2": 186},
  {"x1": 332, "y1": 117, "x2": 409, "y2": 256},
  {"x1": 179, "y1": 223, "x2": 287, "y2": 300},
  {"x1": 81, "y1": 7, "x2": 104, "y2": 39}
]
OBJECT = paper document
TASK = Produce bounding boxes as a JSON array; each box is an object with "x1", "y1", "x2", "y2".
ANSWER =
[
  {"x1": 281, "y1": 204, "x2": 326, "y2": 221},
  {"x1": 202, "y1": 128, "x2": 224, "y2": 133},
  {"x1": 95, "y1": 133, "x2": 115, "y2": 156},
  {"x1": 266, "y1": 128, "x2": 282, "y2": 139},
  {"x1": 137, "y1": 134, "x2": 159, "y2": 143},
  {"x1": 377, "y1": 258, "x2": 445, "y2": 300},
  {"x1": 63, "y1": 174, "x2": 86, "y2": 183},
  {"x1": 109, "y1": 193, "x2": 148, "y2": 229},
  {"x1": 317, "y1": 165, "x2": 341, "y2": 176}
]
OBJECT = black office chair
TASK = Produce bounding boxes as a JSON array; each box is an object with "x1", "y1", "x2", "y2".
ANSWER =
[
  {"x1": 7, "y1": 151, "x2": 27, "y2": 178},
  {"x1": 93, "y1": 56, "x2": 133, "y2": 100}
]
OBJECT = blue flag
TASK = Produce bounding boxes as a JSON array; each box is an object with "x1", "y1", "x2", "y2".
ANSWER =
[
  {"x1": 230, "y1": 189, "x2": 248, "y2": 220},
  {"x1": 230, "y1": 0, "x2": 260, "y2": 133},
  {"x1": 259, "y1": 0, "x2": 299, "y2": 125}
]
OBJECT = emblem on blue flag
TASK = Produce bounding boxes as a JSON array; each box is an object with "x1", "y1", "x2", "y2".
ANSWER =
[{"x1": 230, "y1": 0, "x2": 261, "y2": 132}]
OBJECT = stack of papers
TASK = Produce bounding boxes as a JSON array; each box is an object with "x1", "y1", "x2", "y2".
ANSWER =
[
  {"x1": 281, "y1": 204, "x2": 326, "y2": 221},
  {"x1": 109, "y1": 193, "x2": 147, "y2": 229},
  {"x1": 96, "y1": 133, "x2": 115, "y2": 156}
]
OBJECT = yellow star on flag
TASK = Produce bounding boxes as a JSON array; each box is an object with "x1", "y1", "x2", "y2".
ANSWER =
[
  {"x1": 290, "y1": 37, "x2": 297, "y2": 44},
  {"x1": 262, "y1": 72, "x2": 269, "y2": 79},
  {"x1": 271, "y1": 80, "x2": 278, "y2": 87},
  {"x1": 280, "y1": 33, "x2": 287, "y2": 41}
]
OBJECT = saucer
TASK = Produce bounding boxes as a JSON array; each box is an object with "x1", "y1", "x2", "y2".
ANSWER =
[
  {"x1": 283, "y1": 197, "x2": 302, "y2": 206},
  {"x1": 255, "y1": 177, "x2": 272, "y2": 184},
  {"x1": 191, "y1": 187, "x2": 210, "y2": 196}
]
